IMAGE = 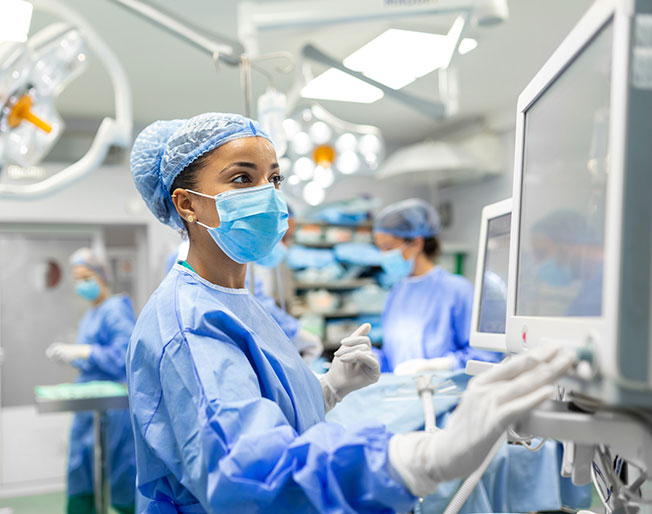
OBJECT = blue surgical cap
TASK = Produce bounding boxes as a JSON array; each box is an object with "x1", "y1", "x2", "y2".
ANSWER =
[
  {"x1": 374, "y1": 198, "x2": 441, "y2": 239},
  {"x1": 130, "y1": 112, "x2": 272, "y2": 229}
]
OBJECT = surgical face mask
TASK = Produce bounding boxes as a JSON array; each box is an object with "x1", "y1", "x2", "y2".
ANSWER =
[
  {"x1": 379, "y1": 245, "x2": 414, "y2": 283},
  {"x1": 187, "y1": 183, "x2": 289, "y2": 264},
  {"x1": 75, "y1": 277, "x2": 101, "y2": 301},
  {"x1": 256, "y1": 241, "x2": 288, "y2": 268},
  {"x1": 537, "y1": 258, "x2": 573, "y2": 286}
]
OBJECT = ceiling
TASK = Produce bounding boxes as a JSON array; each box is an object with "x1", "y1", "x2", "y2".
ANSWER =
[{"x1": 30, "y1": 0, "x2": 593, "y2": 147}]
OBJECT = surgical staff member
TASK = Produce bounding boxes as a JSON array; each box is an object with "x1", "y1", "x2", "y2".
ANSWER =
[
  {"x1": 373, "y1": 199, "x2": 500, "y2": 374},
  {"x1": 46, "y1": 248, "x2": 136, "y2": 514},
  {"x1": 127, "y1": 112, "x2": 574, "y2": 513}
]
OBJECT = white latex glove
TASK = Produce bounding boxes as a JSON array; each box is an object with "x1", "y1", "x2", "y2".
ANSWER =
[
  {"x1": 319, "y1": 323, "x2": 380, "y2": 412},
  {"x1": 389, "y1": 344, "x2": 575, "y2": 497},
  {"x1": 46, "y1": 343, "x2": 92, "y2": 364},
  {"x1": 394, "y1": 356, "x2": 456, "y2": 376},
  {"x1": 293, "y1": 329, "x2": 324, "y2": 364}
]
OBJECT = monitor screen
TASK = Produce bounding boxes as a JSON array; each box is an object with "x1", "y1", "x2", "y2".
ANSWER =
[
  {"x1": 516, "y1": 20, "x2": 612, "y2": 318},
  {"x1": 478, "y1": 213, "x2": 511, "y2": 334}
]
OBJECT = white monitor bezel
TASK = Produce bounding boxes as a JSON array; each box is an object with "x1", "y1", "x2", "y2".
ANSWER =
[
  {"x1": 505, "y1": 0, "x2": 631, "y2": 376},
  {"x1": 470, "y1": 198, "x2": 512, "y2": 353}
]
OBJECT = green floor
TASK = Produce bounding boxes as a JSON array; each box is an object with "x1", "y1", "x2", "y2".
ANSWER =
[{"x1": 0, "y1": 492, "x2": 123, "y2": 514}]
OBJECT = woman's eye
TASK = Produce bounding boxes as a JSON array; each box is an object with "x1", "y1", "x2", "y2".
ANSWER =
[
  {"x1": 270, "y1": 174, "x2": 285, "y2": 187},
  {"x1": 233, "y1": 174, "x2": 252, "y2": 184}
]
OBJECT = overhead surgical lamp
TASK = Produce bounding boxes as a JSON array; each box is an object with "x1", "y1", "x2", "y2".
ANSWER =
[
  {"x1": 281, "y1": 104, "x2": 384, "y2": 206},
  {"x1": 0, "y1": 0, "x2": 132, "y2": 199}
]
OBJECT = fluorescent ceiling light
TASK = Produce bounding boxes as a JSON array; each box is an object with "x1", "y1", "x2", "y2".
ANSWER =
[
  {"x1": 0, "y1": 0, "x2": 33, "y2": 43},
  {"x1": 301, "y1": 68, "x2": 383, "y2": 103},
  {"x1": 459, "y1": 38, "x2": 478, "y2": 55},
  {"x1": 343, "y1": 20, "x2": 466, "y2": 90}
]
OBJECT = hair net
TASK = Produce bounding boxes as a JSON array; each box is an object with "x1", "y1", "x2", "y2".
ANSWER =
[
  {"x1": 70, "y1": 247, "x2": 109, "y2": 283},
  {"x1": 374, "y1": 198, "x2": 441, "y2": 239},
  {"x1": 130, "y1": 112, "x2": 272, "y2": 229}
]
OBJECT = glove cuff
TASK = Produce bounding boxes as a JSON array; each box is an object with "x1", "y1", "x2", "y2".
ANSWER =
[
  {"x1": 318, "y1": 374, "x2": 341, "y2": 413},
  {"x1": 388, "y1": 433, "x2": 440, "y2": 498}
]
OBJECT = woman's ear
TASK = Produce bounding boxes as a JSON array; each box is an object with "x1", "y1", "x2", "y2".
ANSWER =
[
  {"x1": 172, "y1": 188, "x2": 197, "y2": 224},
  {"x1": 408, "y1": 237, "x2": 425, "y2": 258}
]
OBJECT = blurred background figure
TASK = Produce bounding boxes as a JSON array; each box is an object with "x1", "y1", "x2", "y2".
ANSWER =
[
  {"x1": 46, "y1": 248, "x2": 136, "y2": 514},
  {"x1": 373, "y1": 199, "x2": 500, "y2": 374}
]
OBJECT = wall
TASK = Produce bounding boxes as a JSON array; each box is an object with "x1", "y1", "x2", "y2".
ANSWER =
[
  {"x1": 437, "y1": 126, "x2": 516, "y2": 281},
  {"x1": 0, "y1": 162, "x2": 181, "y2": 304}
]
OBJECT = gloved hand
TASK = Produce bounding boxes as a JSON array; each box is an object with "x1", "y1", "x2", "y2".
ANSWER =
[
  {"x1": 394, "y1": 356, "x2": 456, "y2": 376},
  {"x1": 46, "y1": 343, "x2": 92, "y2": 364},
  {"x1": 388, "y1": 344, "x2": 575, "y2": 497},
  {"x1": 319, "y1": 323, "x2": 380, "y2": 412}
]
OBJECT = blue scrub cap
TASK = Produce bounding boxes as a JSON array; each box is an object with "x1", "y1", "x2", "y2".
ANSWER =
[
  {"x1": 374, "y1": 198, "x2": 441, "y2": 239},
  {"x1": 130, "y1": 112, "x2": 272, "y2": 229},
  {"x1": 70, "y1": 247, "x2": 109, "y2": 283}
]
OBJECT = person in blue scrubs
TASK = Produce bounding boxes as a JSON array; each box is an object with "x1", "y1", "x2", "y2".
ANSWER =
[
  {"x1": 46, "y1": 248, "x2": 136, "y2": 514},
  {"x1": 373, "y1": 199, "x2": 500, "y2": 374},
  {"x1": 164, "y1": 240, "x2": 323, "y2": 363},
  {"x1": 127, "y1": 112, "x2": 575, "y2": 513}
]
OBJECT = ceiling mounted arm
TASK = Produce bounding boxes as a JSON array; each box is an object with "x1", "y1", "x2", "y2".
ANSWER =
[
  {"x1": 107, "y1": 0, "x2": 244, "y2": 66},
  {"x1": 302, "y1": 44, "x2": 447, "y2": 120}
]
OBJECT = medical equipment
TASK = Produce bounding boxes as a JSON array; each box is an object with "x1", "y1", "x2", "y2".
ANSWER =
[
  {"x1": 469, "y1": 198, "x2": 511, "y2": 353},
  {"x1": 0, "y1": 0, "x2": 131, "y2": 199},
  {"x1": 490, "y1": 2, "x2": 652, "y2": 512},
  {"x1": 505, "y1": 0, "x2": 652, "y2": 409},
  {"x1": 282, "y1": 104, "x2": 385, "y2": 207}
]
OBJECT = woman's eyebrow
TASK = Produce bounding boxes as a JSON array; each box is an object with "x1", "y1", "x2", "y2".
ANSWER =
[{"x1": 220, "y1": 162, "x2": 257, "y2": 174}]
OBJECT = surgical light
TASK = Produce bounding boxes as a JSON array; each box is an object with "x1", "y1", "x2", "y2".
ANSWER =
[
  {"x1": 335, "y1": 132, "x2": 357, "y2": 153},
  {"x1": 293, "y1": 156, "x2": 314, "y2": 180},
  {"x1": 303, "y1": 181, "x2": 325, "y2": 206},
  {"x1": 291, "y1": 131, "x2": 312, "y2": 155},
  {"x1": 358, "y1": 134, "x2": 382, "y2": 157},
  {"x1": 0, "y1": 0, "x2": 33, "y2": 43},
  {"x1": 282, "y1": 118, "x2": 301, "y2": 139},
  {"x1": 313, "y1": 165, "x2": 334, "y2": 188},
  {"x1": 309, "y1": 121, "x2": 332, "y2": 145},
  {"x1": 0, "y1": 26, "x2": 87, "y2": 167},
  {"x1": 300, "y1": 68, "x2": 383, "y2": 104},
  {"x1": 336, "y1": 151, "x2": 360, "y2": 175}
]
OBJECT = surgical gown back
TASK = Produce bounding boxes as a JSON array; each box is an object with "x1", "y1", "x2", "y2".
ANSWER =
[
  {"x1": 377, "y1": 267, "x2": 500, "y2": 372},
  {"x1": 127, "y1": 265, "x2": 416, "y2": 513},
  {"x1": 69, "y1": 295, "x2": 137, "y2": 508}
]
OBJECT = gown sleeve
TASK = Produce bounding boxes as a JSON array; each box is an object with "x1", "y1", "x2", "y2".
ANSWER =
[
  {"x1": 141, "y1": 321, "x2": 416, "y2": 513},
  {"x1": 79, "y1": 298, "x2": 135, "y2": 379}
]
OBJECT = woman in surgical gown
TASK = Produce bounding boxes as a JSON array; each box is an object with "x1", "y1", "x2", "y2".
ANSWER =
[
  {"x1": 373, "y1": 199, "x2": 500, "y2": 374},
  {"x1": 46, "y1": 248, "x2": 136, "y2": 514},
  {"x1": 127, "y1": 112, "x2": 574, "y2": 513}
]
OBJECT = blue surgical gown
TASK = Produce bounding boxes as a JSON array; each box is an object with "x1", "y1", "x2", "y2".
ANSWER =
[
  {"x1": 127, "y1": 264, "x2": 416, "y2": 513},
  {"x1": 377, "y1": 267, "x2": 500, "y2": 372},
  {"x1": 69, "y1": 295, "x2": 137, "y2": 507}
]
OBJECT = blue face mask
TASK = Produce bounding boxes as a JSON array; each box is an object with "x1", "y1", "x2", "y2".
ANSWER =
[
  {"x1": 256, "y1": 242, "x2": 288, "y2": 268},
  {"x1": 75, "y1": 278, "x2": 101, "y2": 301},
  {"x1": 379, "y1": 246, "x2": 414, "y2": 283},
  {"x1": 537, "y1": 259, "x2": 573, "y2": 286},
  {"x1": 188, "y1": 184, "x2": 289, "y2": 264}
]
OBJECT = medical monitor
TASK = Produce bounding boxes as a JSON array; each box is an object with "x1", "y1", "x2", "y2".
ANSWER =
[
  {"x1": 506, "y1": 0, "x2": 652, "y2": 407},
  {"x1": 470, "y1": 199, "x2": 512, "y2": 353}
]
